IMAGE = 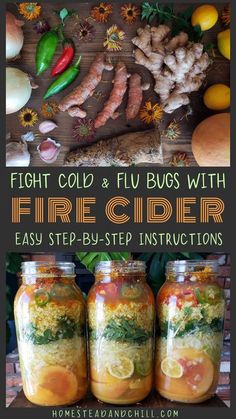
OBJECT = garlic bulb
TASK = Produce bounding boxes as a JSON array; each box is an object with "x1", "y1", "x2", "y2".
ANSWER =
[
  {"x1": 6, "y1": 141, "x2": 30, "y2": 167},
  {"x1": 37, "y1": 138, "x2": 61, "y2": 164},
  {"x1": 39, "y1": 120, "x2": 58, "y2": 134}
]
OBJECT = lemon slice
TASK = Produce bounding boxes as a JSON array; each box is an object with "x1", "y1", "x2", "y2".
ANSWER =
[
  {"x1": 161, "y1": 357, "x2": 183, "y2": 378},
  {"x1": 107, "y1": 356, "x2": 134, "y2": 379}
]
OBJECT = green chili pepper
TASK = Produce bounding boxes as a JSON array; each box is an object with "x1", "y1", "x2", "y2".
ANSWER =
[
  {"x1": 135, "y1": 360, "x2": 152, "y2": 377},
  {"x1": 36, "y1": 30, "x2": 59, "y2": 76},
  {"x1": 204, "y1": 285, "x2": 222, "y2": 303},
  {"x1": 43, "y1": 56, "x2": 81, "y2": 100},
  {"x1": 35, "y1": 289, "x2": 50, "y2": 307},
  {"x1": 194, "y1": 288, "x2": 205, "y2": 304}
]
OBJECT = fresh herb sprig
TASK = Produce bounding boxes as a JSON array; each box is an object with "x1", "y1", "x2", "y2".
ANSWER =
[
  {"x1": 141, "y1": 2, "x2": 203, "y2": 42},
  {"x1": 24, "y1": 315, "x2": 83, "y2": 345},
  {"x1": 91, "y1": 317, "x2": 152, "y2": 344}
]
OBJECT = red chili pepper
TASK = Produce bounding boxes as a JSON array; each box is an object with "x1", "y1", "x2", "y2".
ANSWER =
[{"x1": 51, "y1": 39, "x2": 75, "y2": 77}]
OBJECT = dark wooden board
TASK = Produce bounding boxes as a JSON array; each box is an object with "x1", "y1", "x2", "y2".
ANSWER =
[
  {"x1": 9, "y1": 390, "x2": 227, "y2": 408},
  {"x1": 6, "y1": 2, "x2": 230, "y2": 166}
]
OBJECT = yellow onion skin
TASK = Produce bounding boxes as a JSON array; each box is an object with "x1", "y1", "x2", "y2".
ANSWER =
[
  {"x1": 6, "y1": 67, "x2": 32, "y2": 114},
  {"x1": 6, "y1": 11, "x2": 24, "y2": 60}
]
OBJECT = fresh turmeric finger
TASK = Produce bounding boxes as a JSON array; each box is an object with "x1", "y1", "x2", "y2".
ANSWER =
[{"x1": 94, "y1": 62, "x2": 129, "y2": 129}]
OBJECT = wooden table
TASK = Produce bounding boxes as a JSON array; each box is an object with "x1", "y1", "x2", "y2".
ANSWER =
[
  {"x1": 9, "y1": 390, "x2": 227, "y2": 408},
  {"x1": 6, "y1": 2, "x2": 229, "y2": 166}
]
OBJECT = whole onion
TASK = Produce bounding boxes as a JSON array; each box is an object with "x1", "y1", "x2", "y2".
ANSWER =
[
  {"x1": 6, "y1": 67, "x2": 33, "y2": 114},
  {"x1": 6, "y1": 11, "x2": 24, "y2": 60}
]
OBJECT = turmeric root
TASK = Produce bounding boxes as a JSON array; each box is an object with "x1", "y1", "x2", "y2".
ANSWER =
[
  {"x1": 132, "y1": 25, "x2": 210, "y2": 113},
  {"x1": 94, "y1": 62, "x2": 129, "y2": 129},
  {"x1": 59, "y1": 53, "x2": 113, "y2": 118},
  {"x1": 126, "y1": 74, "x2": 150, "y2": 120}
]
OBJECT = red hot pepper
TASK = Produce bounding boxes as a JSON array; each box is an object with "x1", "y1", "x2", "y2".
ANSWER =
[{"x1": 51, "y1": 39, "x2": 75, "y2": 77}]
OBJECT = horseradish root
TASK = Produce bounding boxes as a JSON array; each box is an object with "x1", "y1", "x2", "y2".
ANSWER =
[
  {"x1": 59, "y1": 53, "x2": 113, "y2": 118},
  {"x1": 94, "y1": 62, "x2": 129, "y2": 129},
  {"x1": 132, "y1": 25, "x2": 210, "y2": 113},
  {"x1": 64, "y1": 129, "x2": 163, "y2": 166}
]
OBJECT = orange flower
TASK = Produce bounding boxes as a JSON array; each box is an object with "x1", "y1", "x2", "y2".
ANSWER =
[
  {"x1": 221, "y1": 4, "x2": 230, "y2": 26},
  {"x1": 170, "y1": 152, "x2": 189, "y2": 167},
  {"x1": 139, "y1": 101, "x2": 163, "y2": 125},
  {"x1": 41, "y1": 102, "x2": 59, "y2": 119},
  {"x1": 120, "y1": 3, "x2": 140, "y2": 24},
  {"x1": 91, "y1": 2, "x2": 113, "y2": 23},
  {"x1": 18, "y1": 3, "x2": 41, "y2": 20}
]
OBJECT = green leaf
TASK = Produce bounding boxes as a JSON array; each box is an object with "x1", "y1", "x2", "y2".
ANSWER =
[
  {"x1": 6, "y1": 253, "x2": 23, "y2": 274},
  {"x1": 59, "y1": 8, "x2": 69, "y2": 22},
  {"x1": 76, "y1": 252, "x2": 131, "y2": 273}
]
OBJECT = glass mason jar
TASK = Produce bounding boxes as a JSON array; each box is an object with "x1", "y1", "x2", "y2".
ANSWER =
[
  {"x1": 14, "y1": 262, "x2": 88, "y2": 406},
  {"x1": 155, "y1": 260, "x2": 225, "y2": 403},
  {"x1": 87, "y1": 261, "x2": 155, "y2": 404}
]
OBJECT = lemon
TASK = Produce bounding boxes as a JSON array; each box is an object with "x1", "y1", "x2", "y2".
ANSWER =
[
  {"x1": 217, "y1": 29, "x2": 230, "y2": 60},
  {"x1": 161, "y1": 357, "x2": 183, "y2": 379},
  {"x1": 191, "y1": 5, "x2": 218, "y2": 31},
  {"x1": 203, "y1": 84, "x2": 230, "y2": 110},
  {"x1": 107, "y1": 356, "x2": 134, "y2": 379}
]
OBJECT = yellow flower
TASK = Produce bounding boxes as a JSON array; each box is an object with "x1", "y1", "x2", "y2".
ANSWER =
[
  {"x1": 120, "y1": 3, "x2": 140, "y2": 24},
  {"x1": 18, "y1": 3, "x2": 41, "y2": 21},
  {"x1": 91, "y1": 2, "x2": 113, "y2": 23},
  {"x1": 139, "y1": 101, "x2": 163, "y2": 125},
  {"x1": 18, "y1": 108, "x2": 38, "y2": 127},
  {"x1": 41, "y1": 102, "x2": 59, "y2": 119},
  {"x1": 104, "y1": 25, "x2": 125, "y2": 51}
]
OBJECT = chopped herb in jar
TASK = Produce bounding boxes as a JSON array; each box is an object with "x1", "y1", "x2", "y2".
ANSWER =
[{"x1": 101, "y1": 317, "x2": 152, "y2": 344}]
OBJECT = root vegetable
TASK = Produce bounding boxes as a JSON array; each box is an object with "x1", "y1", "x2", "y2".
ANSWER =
[
  {"x1": 132, "y1": 25, "x2": 210, "y2": 113},
  {"x1": 126, "y1": 74, "x2": 150, "y2": 120},
  {"x1": 59, "y1": 53, "x2": 113, "y2": 117},
  {"x1": 6, "y1": 11, "x2": 24, "y2": 60},
  {"x1": 94, "y1": 62, "x2": 129, "y2": 129},
  {"x1": 6, "y1": 140, "x2": 30, "y2": 167},
  {"x1": 64, "y1": 129, "x2": 162, "y2": 166}
]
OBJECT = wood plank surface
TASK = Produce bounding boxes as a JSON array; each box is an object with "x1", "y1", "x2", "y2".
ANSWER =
[
  {"x1": 9, "y1": 390, "x2": 227, "y2": 408},
  {"x1": 6, "y1": 1, "x2": 230, "y2": 166}
]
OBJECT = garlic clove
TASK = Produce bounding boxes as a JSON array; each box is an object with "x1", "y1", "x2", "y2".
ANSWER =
[
  {"x1": 6, "y1": 140, "x2": 30, "y2": 167},
  {"x1": 21, "y1": 131, "x2": 35, "y2": 142},
  {"x1": 37, "y1": 138, "x2": 61, "y2": 164},
  {"x1": 39, "y1": 120, "x2": 58, "y2": 134}
]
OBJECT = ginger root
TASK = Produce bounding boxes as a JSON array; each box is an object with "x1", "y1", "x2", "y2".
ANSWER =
[
  {"x1": 59, "y1": 53, "x2": 113, "y2": 118},
  {"x1": 132, "y1": 25, "x2": 210, "y2": 113},
  {"x1": 94, "y1": 62, "x2": 129, "y2": 129},
  {"x1": 126, "y1": 74, "x2": 150, "y2": 120}
]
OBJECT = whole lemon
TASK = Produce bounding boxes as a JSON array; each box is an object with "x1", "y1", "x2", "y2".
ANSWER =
[
  {"x1": 203, "y1": 84, "x2": 230, "y2": 110},
  {"x1": 191, "y1": 4, "x2": 218, "y2": 31},
  {"x1": 217, "y1": 29, "x2": 230, "y2": 59}
]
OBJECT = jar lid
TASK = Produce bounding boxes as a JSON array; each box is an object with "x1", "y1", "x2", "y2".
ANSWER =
[
  {"x1": 166, "y1": 260, "x2": 218, "y2": 274},
  {"x1": 95, "y1": 260, "x2": 146, "y2": 274},
  {"x1": 21, "y1": 261, "x2": 75, "y2": 276}
]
